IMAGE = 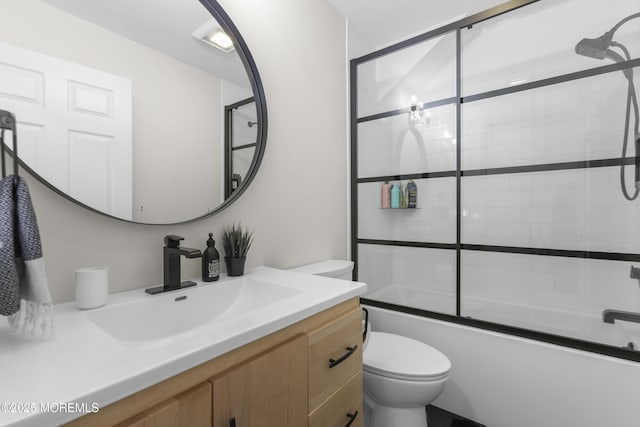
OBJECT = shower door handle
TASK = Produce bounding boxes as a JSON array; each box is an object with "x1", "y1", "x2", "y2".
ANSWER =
[{"x1": 329, "y1": 345, "x2": 358, "y2": 368}]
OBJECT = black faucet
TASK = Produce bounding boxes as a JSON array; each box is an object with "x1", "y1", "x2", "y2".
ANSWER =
[
  {"x1": 145, "y1": 235, "x2": 202, "y2": 295},
  {"x1": 603, "y1": 309, "x2": 640, "y2": 324}
]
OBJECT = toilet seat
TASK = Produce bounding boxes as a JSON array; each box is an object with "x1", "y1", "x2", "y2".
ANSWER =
[{"x1": 363, "y1": 332, "x2": 451, "y2": 382}]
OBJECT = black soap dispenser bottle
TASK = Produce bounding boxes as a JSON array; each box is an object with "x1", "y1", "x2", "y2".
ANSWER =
[{"x1": 202, "y1": 233, "x2": 220, "y2": 282}]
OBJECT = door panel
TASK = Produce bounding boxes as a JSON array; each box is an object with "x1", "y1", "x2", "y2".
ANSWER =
[
  {"x1": 211, "y1": 335, "x2": 308, "y2": 427},
  {"x1": 0, "y1": 41, "x2": 132, "y2": 219}
]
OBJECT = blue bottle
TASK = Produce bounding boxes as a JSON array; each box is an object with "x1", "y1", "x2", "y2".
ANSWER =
[{"x1": 391, "y1": 184, "x2": 401, "y2": 208}]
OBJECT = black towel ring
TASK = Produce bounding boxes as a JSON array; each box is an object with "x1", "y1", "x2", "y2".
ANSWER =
[{"x1": 0, "y1": 109, "x2": 18, "y2": 179}]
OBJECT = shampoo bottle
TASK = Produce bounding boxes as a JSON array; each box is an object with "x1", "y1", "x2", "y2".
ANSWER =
[
  {"x1": 381, "y1": 181, "x2": 391, "y2": 208},
  {"x1": 202, "y1": 233, "x2": 220, "y2": 282},
  {"x1": 391, "y1": 184, "x2": 401, "y2": 208},
  {"x1": 407, "y1": 180, "x2": 418, "y2": 208}
]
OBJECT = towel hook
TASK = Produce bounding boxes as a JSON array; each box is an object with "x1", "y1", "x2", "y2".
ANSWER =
[{"x1": 0, "y1": 109, "x2": 18, "y2": 179}]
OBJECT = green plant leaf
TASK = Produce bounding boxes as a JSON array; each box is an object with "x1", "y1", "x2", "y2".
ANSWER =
[{"x1": 222, "y1": 222, "x2": 254, "y2": 258}]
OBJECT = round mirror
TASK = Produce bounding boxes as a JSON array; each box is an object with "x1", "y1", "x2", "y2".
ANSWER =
[{"x1": 0, "y1": 0, "x2": 267, "y2": 224}]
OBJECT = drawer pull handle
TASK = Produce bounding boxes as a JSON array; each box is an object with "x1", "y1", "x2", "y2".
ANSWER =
[
  {"x1": 329, "y1": 344, "x2": 358, "y2": 368},
  {"x1": 345, "y1": 410, "x2": 359, "y2": 427},
  {"x1": 229, "y1": 417, "x2": 236, "y2": 427}
]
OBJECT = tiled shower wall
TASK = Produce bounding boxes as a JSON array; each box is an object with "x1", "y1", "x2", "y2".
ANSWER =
[{"x1": 355, "y1": 0, "x2": 640, "y2": 351}]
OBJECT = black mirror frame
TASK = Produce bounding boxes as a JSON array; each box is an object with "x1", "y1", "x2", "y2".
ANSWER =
[
  {"x1": 13, "y1": 0, "x2": 267, "y2": 225},
  {"x1": 192, "y1": 0, "x2": 268, "y2": 223}
]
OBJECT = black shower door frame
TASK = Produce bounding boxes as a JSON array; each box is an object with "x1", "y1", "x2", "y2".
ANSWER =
[{"x1": 350, "y1": 0, "x2": 640, "y2": 362}]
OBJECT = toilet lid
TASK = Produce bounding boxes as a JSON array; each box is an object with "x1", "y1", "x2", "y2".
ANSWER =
[{"x1": 363, "y1": 332, "x2": 451, "y2": 381}]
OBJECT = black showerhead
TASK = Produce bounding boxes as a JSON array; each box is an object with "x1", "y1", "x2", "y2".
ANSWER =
[{"x1": 575, "y1": 32, "x2": 613, "y2": 59}]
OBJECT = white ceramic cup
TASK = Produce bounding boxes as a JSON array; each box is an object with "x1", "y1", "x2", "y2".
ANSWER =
[{"x1": 75, "y1": 267, "x2": 109, "y2": 309}]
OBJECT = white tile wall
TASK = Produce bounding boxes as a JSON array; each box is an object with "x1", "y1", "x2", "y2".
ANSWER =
[
  {"x1": 461, "y1": 70, "x2": 629, "y2": 170},
  {"x1": 358, "y1": 178, "x2": 456, "y2": 243},
  {"x1": 357, "y1": 104, "x2": 456, "y2": 178},
  {"x1": 461, "y1": 250, "x2": 640, "y2": 346},
  {"x1": 462, "y1": 167, "x2": 640, "y2": 253},
  {"x1": 357, "y1": 32, "x2": 456, "y2": 118},
  {"x1": 461, "y1": 0, "x2": 640, "y2": 96},
  {"x1": 358, "y1": 244, "x2": 456, "y2": 315}
]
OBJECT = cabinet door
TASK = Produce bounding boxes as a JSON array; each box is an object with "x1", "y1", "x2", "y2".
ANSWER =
[
  {"x1": 117, "y1": 382, "x2": 212, "y2": 427},
  {"x1": 211, "y1": 335, "x2": 307, "y2": 427}
]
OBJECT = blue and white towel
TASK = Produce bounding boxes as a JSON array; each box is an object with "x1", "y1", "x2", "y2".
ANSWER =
[{"x1": 0, "y1": 175, "x2": 54, "y2": 338}]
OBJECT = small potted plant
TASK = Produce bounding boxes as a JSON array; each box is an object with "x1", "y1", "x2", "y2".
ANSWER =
[{"x1": 221, "y1": 223, "x2": 254, "y2": 276}]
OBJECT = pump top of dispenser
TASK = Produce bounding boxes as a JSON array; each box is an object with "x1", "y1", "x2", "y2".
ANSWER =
[{"x1": 207, "y1": 233, "x2": 215, "y2": 247}]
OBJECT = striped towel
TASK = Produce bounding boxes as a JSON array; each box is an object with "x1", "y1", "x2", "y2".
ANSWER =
[{"x1": 0, "y1": 175, "x2": 54, "y2": 338}]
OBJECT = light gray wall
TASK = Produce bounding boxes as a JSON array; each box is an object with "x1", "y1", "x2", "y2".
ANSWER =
[{"x1": 23, "y1": 0, "x2": 347, "y2": 303}]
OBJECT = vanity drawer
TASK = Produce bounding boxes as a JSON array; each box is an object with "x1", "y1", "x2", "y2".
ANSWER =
[
  {"x1": 308, "y1": 307, "x2": 362, "y2": 411},
  {"x1": 309, "y1": 370, "x2": 363, "y2": 427}
]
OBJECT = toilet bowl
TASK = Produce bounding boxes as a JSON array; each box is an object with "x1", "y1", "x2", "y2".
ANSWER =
[
  {"x1": 363, "y1": 331, "x2": 450, "y2": 427},
  {"x1": 290, "y1": 260, "x2": 451, "y2": 427}
]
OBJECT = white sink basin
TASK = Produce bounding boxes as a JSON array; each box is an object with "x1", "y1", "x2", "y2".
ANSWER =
[{"x1": 87, "y1": 275, "x2": 302, "y2": 343}]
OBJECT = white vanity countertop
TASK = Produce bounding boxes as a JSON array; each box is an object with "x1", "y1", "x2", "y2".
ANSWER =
[{"x1": 0, "y1": 266, "x2": 366, "y2": 427}]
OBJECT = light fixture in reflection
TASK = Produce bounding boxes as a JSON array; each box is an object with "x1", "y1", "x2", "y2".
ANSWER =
[
  {"x1": 192, "y1": 20, "x2": 235, "y2": 53},
  {"x1": 409, "y1": 102, "x2": 433, "y2": 127},
  {"x1": 206, "y1": 29, "x2": 234, "y2": 52}
]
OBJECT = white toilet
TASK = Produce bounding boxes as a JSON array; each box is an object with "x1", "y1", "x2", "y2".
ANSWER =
[{"x1": 290, "y1": 260, "x2": 452, "y2": 427}]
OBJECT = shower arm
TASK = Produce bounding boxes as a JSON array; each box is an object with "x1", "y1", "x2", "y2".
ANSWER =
[
  {"x1": 609, "y1": 12, "x2": 640, "y2": 35},
  {"x1": 596, "y1": 12, "x2": 640, "y2": 49}
]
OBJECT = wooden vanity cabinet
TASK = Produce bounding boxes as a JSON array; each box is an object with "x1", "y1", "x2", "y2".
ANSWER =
[
  {"x1": 67, "y1": 298, "x2": 362, "y2": 427},
  {"x1": 210, "y1": 335, "x2": 307, "y2": 427}
]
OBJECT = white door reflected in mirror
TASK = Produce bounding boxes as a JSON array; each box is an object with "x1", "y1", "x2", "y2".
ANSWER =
[{"x1": 0, "y1": 0, "x2": 262, "y2": 224}]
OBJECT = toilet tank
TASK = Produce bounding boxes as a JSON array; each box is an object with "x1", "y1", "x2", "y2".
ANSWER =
[{"x1": 289, "y1": 259, "x2": 354, "y2": 280}]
